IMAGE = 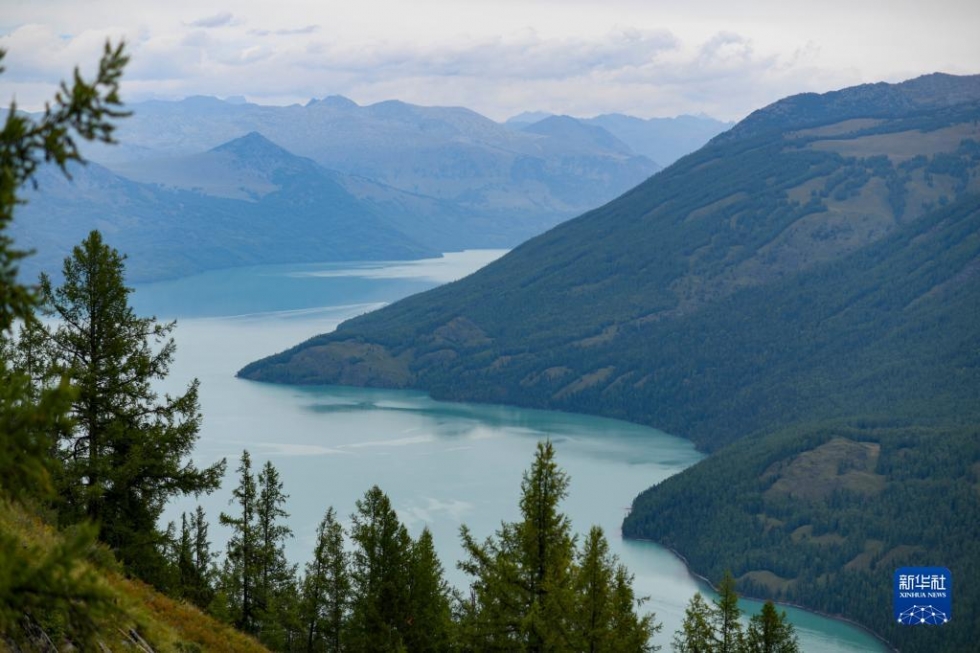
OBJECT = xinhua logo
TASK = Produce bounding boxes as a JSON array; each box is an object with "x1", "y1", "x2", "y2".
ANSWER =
[{"x1": 894, "y1": 567, "x2": 952, "y2": 625}]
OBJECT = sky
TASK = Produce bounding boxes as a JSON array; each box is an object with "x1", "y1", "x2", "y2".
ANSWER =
[{"x1": 1, "y1": 0, "x2": 978, "y2": 122}]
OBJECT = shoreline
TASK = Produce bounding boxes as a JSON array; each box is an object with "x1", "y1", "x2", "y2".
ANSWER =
[{"x1": 626, "y1": 536, "x2": 898, "y2": 652}]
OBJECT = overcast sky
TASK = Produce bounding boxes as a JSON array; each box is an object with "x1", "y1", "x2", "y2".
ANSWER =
[{"x1": 2, "y1": 0, "x2": 978, "y2": 122}]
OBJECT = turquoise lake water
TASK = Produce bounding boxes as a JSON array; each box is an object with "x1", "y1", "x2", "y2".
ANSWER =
[{"x1": 135, "y1": 251, "x2": 888, "y2": 652}]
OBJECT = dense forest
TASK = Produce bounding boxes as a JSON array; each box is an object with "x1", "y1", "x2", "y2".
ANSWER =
[{"x1": 624, "y1": 420, "x2": 979, "y2": 653}]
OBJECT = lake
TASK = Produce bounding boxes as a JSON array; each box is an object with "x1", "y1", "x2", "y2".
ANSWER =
[{"x1": 135, "y1": 250, "x2": 887, "y2": 652}]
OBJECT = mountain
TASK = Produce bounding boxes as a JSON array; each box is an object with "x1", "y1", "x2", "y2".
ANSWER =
[
  {"x1": 506, "y1": 111, "x2": 733, "y2": 166},
  {"x1": 583, "y1": 113, "x2": 734, "y2": 166},
  {"x1": 504, "y1": 111, "x2": 556, "y2": 126},
  {"x1": 13, "y1": 133, "x2": 437, "y2": 282},
  {"x1": 111, "y1": 132, "x2": 549, "y2": 255},
  {"x1": 238, "y1": 73, "x2": 980, "y2": 447},
  {"x1": 239, "y1": 73, "x2": 980, "y2": 651},
  {"x1": 81, "y1": 95, "x2": 661, "y2": 231}
]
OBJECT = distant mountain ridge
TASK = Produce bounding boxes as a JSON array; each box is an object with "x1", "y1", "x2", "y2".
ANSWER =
[
  {"x1": 13, "y1": 133, "x2": 438, "y2": 282},
  {"x1": 19, "y1": 96, "x2": 733, "y2": 283},
  {"x1": 507, "y1": 112, "x2": 733, "y2": 166},
  {"x1": 82, "y1": 95, "x2": 664, "y2": 226}
]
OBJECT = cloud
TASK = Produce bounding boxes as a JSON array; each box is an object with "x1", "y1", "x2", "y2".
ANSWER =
[
  {"x1": 187, "y1": 12, "x2": 237, "y2": 29},
  {"x1": 251, "y1": 25, "x2": 320, "y2": 37},
  {"x1": 4, "y1": 1, "x2": 973, "y2": 123}
]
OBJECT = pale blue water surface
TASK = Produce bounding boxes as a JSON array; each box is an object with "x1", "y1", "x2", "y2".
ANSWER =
[{"x1": 136, "y1": 250, "x2": 887, "y2": 652}]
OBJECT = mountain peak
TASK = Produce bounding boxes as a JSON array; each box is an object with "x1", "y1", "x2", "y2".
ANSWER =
[
  {"x1": 720, "y1": 72, "x2": 980, "y2": 143},
  {"x1": 307, "y1": 95, "x2": 358, "y2": 110},
  {"x1": 523, "y1": 115, "x2": 634, "y2": 155},
  {"x1": 210, "y1": 131, "x2": 292, "y2": 158},
  {"x1": 505, "y1": 111, "x2": 556, "y2": 125}
]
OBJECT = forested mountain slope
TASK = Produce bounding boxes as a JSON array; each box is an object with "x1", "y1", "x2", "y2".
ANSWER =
[
  {"x1": 240, "y1": 73, "x2": 980, "y2": 451},
  {"x1": 240, "y1": 74, "x2": 980, "y2": 651}
]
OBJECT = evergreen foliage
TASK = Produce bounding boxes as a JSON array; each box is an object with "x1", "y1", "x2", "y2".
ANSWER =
[
  {"x1": 171, "y1": 506, "x2": 217, "y2": 609},
  {"x1": 672, "y1": 592, "x2": 714, "y2": 653},
  {"x1": 0, "y1": 42, "x2": 130, "y2": 645},
  {"x1": 404, "y1": 527, "x2": 454, "y2": 652},
  {"x1": 32, "y1": 229, "x2": 225, "y2": 583},
  {"x1": 712, "y1": 572, "x2": 743, "y2": 653},
  {"x1": 254, "y1": 461, "x2": 300, "y2": 649},
  {"x1": 219, "y1": 450, "x2": 260, "y2": 633},
  {"x1": 300, "y1": 506, "x2": 350, "y2": 653},
  {"x1": 745, "y1": 602, "x2": 799, "y2": 653},
  {"x1": 347, "y1": 484, "x2": 414, "y2": 652},
  {"x1": 572, "y1": 526, "x2": 662, "y2": 652},
  {"x1": 459, "y1": 441, "x2": 660, "y2": 652},
  {"x1": 671, "y1": 585, "x2": 798, "y2": 653}
]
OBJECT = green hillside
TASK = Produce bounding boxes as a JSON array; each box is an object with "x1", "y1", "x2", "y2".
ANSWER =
[
  {"x1": 623, "y1": 420, "x2": 980, "y2": 653},
  {"x1": 239, "y1": 74, "x2": 980, "y2": 450},
  {"x1": 239, "y1": 73, "x2": 980, "y2": 651}
]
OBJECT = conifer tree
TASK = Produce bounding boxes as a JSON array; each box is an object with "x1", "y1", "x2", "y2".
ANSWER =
[
  {"x1": 35, "y1": 229, "x2": 225, "y2": 582},
  {"x1": 0, "y1": 41, "x2": 130, "y2": 643},
  {"x1": 220, "y1": 450, "x2": 260, "y2": 633},
  {"x1": 744, "y1": 601, "x2": 799, "y2": 653},
  {"x1": 404, "y1": 527, "x2": 454, "y2": 652},
  {"x1": 572, "y1": 526, "x2": 661, "y2": 652},
  {"x1": 190, "y1": 505, "x2": 217, "y2": 607},
  {"x1": 459, "y1": 440, "x2": 577, "y2": 650},
  {"x1": 170, "y1": 506, "x2": 217, "y2": 609},
  {"x1": 254, "y1": 460, "x2": 299, "y2": 650},
  {"x1": 573, "y1": 526, "x2": 614, "y2": 651},
  {"x1": 300, "y1": 506, "x2": 350, "y2": 653},
  {"x1": 671, "y1": 592, "x2": 714, "y2": 653},
  {"x1": 713, "y1": 571, "x2": 744, "y2": 653},
  {"x1": 460, "y1": 441, "x2": 659, "y2": 652},
  {"x1": 348, "y1": 485, "x2": 412, "y2": 652}
]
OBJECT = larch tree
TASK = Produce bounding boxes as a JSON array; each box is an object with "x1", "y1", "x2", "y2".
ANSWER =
[
  {"x1": 459, "y1": 440, "x2": 659, "y2": 652},
  {"x1": 744, "y1": 601, "x2": 800, "y2": 653},
  {"x1": 219, "y1": 450, "x2": 260, "y2": 633},
  {"x1": 300, "y1": 506, "x2": 350, "y2": 653},
  {"x1": 171, "y1": 505, "x2": 217, "y2": 609},
  {"x1": 672, "y1": 592, "x2": 715, "y2": 653},
  {"x1": 254, "y1": 460, "x2": 299, "y2": 650},
  {"x1": 0, "y1": 40, "x2": 141, "y2": 645},
  {"x1": 36, "y1": 229, "x2": 224, "y2": 582},
  {"x1": 348, "y1": 484, "x2": 413, "y2": 652},
  {"x1": 713, "y1": 571, "x2": 744, "y2": 653},
  {"x1": 404, "y1": 527, "x2": 454, "y2": 652}
]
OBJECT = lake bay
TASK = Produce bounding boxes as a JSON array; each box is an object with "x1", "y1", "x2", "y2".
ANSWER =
[{"x1": 135, "y1": 251, "x2": 886, "y2": 652}]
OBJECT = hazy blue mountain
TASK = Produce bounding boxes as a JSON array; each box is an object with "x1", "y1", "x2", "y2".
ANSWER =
[
  {"x1": 583, "y1": 113, "x2": 734, "y2": 166},
  {"x1": 81, "y1": 95, "x2": 660, "y2": 228},
  {"x1": 505, "y1": 111, "x2": 733, "y2": 166},
  {"x1": 14, "y1": 133, "x2": 437, "y2": 282},
  {"x1": 239, "y1": 73, "x2": 980, "y2": 651},
  {"x1": 521, "y1": 115, "x2": 635, "y2": 154},
  {"x1": 112, "y1": 131, "x2": 565, "y2": 255},
  {"x1": 504, "y1": 111, "x2": 556, "y2": 126}
]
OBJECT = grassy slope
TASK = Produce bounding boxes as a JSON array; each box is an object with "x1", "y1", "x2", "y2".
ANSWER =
[{"x1": 0, "y1": 499, "x2": 268, "y2": 652}]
